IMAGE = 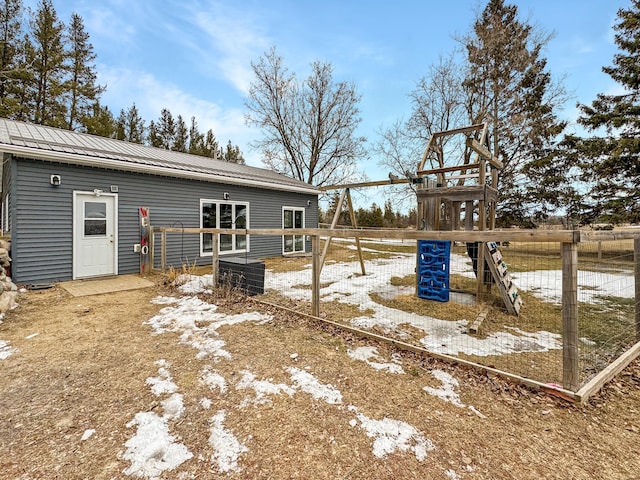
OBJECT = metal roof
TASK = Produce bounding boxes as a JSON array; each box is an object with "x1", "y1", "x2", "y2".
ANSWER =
[{"x1": 0, "y1": 118, "x2": 319, "y2": 195}]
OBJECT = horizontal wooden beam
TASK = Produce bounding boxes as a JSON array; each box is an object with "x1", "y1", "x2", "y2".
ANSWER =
[
  {"x1": 431, "y1": 123, "x2": 486, "y2": 138},
  {"x1": 579, "y1": 229, "x2": 640, "y2": 242},
  {"x1": 320, "y1": 177, "x2": 411, "y2": 191},
  {"x1": 151, "y1": 226, "x2": 595, "y2": 243},
  {"x1": 575, "y1": 340, "x2": 640, "y2": 405},
  {"x1": 417, "y1": 185, "x2": 499, "y2": 202},
  {"x1": 468, "y1": 138, "x2": 503, "y2": 168},
  {"x1": 417, "y1": 163, "x2": 480, "y2": 176}
]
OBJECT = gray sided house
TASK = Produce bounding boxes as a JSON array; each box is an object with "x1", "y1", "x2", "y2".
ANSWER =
[{"x1": 0, "y1": 119, "x2": 319, "y2": 285}]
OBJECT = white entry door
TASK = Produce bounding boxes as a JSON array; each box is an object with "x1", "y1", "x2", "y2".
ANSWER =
[{"x1": 73, "y1": 191, "x2": 117, "y2": 279}]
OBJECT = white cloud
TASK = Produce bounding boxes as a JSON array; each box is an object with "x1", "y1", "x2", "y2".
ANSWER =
[{"x1": 183, "y1": 2, "x2": 273, "y2": 94}]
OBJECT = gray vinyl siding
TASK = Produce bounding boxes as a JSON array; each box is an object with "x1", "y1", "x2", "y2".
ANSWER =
[{"x1": 11, "y1": 157, "x2": 317, "y2": 284}]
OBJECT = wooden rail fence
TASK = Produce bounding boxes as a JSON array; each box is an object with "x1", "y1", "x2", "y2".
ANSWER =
[{"x1": 147, "y1": 227, "x2": 640, "y2": 403}]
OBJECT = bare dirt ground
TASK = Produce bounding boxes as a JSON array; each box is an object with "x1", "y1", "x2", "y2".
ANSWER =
[{"x1": 0, "y1": 277, "x2": 639, "y2": 479}]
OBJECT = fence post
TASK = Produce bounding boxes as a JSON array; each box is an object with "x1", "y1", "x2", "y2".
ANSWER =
[
  {"x1": 635, "y1": 238, "x2": 640, "y2": 339},
  {"x1": 212, "y1": 233, "x2": 219, "y2": 285},
  {"x1": 562, "y1": 241, "x2": 579, "y2": 391},
  {"x1": 148, "y1": 226, "x2": 154, "y2": 275},
  {"x1": 312, "y1": 234, "x2": 320, "y2": 317},
  {"x1": 161, "y1": 230, "x2": 166, "y2": 273}
]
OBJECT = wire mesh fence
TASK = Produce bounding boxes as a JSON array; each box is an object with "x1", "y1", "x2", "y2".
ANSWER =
[{"x1": 151, "y1": 227, "x2": 640, "y2": 398}]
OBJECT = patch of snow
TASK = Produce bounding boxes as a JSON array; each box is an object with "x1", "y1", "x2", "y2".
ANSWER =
[
  {"x1": 151, "y1": 296, "x2": 180, "y2": 305},
  {"x1": 286, "y1": 367, "x2": 343, "y2": 405},
  {"x1": 122, "y1": 411, "x2": 193, "y2": 478},
  {"x1": 161, "y1": 393, "x2": 185, "y2": 420},
  {"x1": 146, "y1": 364, "x2": 178, "y2": 397},
  {"x1": 0, "y1": 340, "x2": 17, "y2": 360},
  {"x1": 445, "y1": 469, "x2": 461, "y2": 479},
  {"x1": 236, "y1": 370, "x2": 295, "y2": 407},
  {"x1": 200, "y1": 398, "x2": 212, "y2": 410},
  {"x1": 81, "y1": 429, "x2": 96, "y2": 441},
  {"x1": 423, "y1": 370, "x2": 464, "y2": 408},
  {"x1": 178, "y1": 274, "x2": 214, "y2": 295},
  {"x1": 468, "y1": 405, "x2": 487, "y2": 419},
  {"x1": 510, "y1": 269, "x2": 635, "y2": 304},
  {"x1": 200, "y1": 367, "x2": 227, "y2": 394},
  {"x1": 423, "y1": 370, "x2": 486, "y2": 418},
  {"x1": 348, "y1": 405, "x2": 434, "y2": 461},
  {"x1": 145, "y1": 296, "x2": 271, "y2": 362},
  {"x1": 208, "y1": 410, "x2": 248, "y2": 473},
  {"x1": 347, "y1": 346, "x2": 405, "y2": 374},
  {"x1": 267, "y1": 255, "x2": 563, "y2": 357}
]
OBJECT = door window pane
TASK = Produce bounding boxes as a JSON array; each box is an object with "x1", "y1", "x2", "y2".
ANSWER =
[{"x1": 84, "y1": 202, "x2": 106, "y2": 236}]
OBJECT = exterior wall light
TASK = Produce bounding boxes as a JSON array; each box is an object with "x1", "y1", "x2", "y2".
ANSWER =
[{"x1": 50, "y1": 174, "x2": 61, "y2": 186}]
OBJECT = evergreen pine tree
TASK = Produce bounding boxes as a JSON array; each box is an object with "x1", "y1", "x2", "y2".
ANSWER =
[
  {"x1": 570, "y1": 0, "x2": 640, "y2": 223},
  {"x1": 462, "y1": 0, "x2": 567, "y2": 226},
  {"x1": 188, "y1": 116, "x2": 205, "y2": 155},
  {"x1": 173, "y1": 114, "x2": 188, "y2": 152},
  {"x1": 65, "y1": 12, "x2": 103, "y2": 131},
  {"x1": 115, "y1": 103, "x2": 144, "y2": 143},
  {"x1": 0, "y1": 0, "x2": 25, "y2": 118},
  {"x1": 83, "y1": 100, "x2": 115, "y2": 137},
  {"x1": 26, "y1": 0, "x2": 67, "y2": 127}
]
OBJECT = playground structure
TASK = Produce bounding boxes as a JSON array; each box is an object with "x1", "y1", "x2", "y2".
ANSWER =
[
  {"x1": 143, "y1": 123, "x2": 640, "y2": 403},
  {"x1": 320, "y1": 123, "x2": 522, "y2": 316}
]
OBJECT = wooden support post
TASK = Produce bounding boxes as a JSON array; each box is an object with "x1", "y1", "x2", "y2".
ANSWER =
[
  {"x1": 345, "y1": 189, "x2": 366, "y2": 275},
  {"x1": 212, "y1": 233, "x2": 219, "y2": 285},
  {"x1": 635, "y1": 238, "x2": 640, "y2": 339},
  {"x1": 476, "y1": 242, "x2": 486, "y2": 301},
  {"x1": 465, "y1": 201, "x2": 474, "y2": 231},
  {"x1": 319, "y1": 189, "x2": 347, "y2": 271},
  {"x1": 312, "y1": 234, "x2": 320, "y2": 317},
  {"x1": 562, "y1": 241, "x2": 579, "y2": 391},
  {"x1": 161, "y1": 230, "x2": 166, "y2": 273},
  {"x1": 148, "y1": 226, "x2": 154, "y2": 274}
]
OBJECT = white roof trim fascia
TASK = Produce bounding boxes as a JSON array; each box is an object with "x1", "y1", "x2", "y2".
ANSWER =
[{"x1": 2, "y1": 144, "x2": 320, "y2": 195}]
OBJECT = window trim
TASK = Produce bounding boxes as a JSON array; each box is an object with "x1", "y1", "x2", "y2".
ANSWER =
[
  {"x1": 282, "y1": 206, "x2": 305, "y2": 255},
  {"x1": 200, "y1": 199, "x2": 250, "y2": 256}
]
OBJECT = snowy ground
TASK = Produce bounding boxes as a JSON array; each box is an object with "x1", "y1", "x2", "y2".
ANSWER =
[
  {"x1": 0, "y1": 242, "x2": 635, "y2": 478},
  {"x1": 265, "y1": 245, "x2": 635, "y2": 357},
  {"x1": 115, "y1": 287, "x2": 486, "y2": 478}
]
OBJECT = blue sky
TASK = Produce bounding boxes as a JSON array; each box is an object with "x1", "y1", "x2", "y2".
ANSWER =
[{"x1": 25, "y1": 0, "x2": 627, "y2": 205}]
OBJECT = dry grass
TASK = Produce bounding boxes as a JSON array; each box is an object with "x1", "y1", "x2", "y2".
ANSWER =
[{"x1": 0, "y1": 279, "x2": 639, "y2": 479}]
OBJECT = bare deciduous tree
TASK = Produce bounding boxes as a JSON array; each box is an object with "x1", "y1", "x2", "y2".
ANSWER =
[{"x1": 245, "y1": 47, "x2": 366, "y2": 187}]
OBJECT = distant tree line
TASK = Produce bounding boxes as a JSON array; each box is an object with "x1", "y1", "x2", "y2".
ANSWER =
[
  {"x1": 320, "y1": 194, "x2": 417, "y2": 228},
  {"x1": 0, "y1": 0, "x2": 244, "y2": 163}
]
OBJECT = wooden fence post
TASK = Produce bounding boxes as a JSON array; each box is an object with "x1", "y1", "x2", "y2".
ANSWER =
[
  {"x1": 148, "y1": 226, "x2": 154, "y2": 275},
  {"x1": 635, "y1": 238, "x2": 640, "y2": 339},
  {"x1": 312, "y1": 234, "x2": 320, "y2": 317},
  {"x1": 212, "y1": 233, "x2": 219, "y2": 285},
  {"x1": 161, "y1": 230, "x2": 166, "y2": 273},
  {"x1": 562, "y1": 241, "x2": 579, "y2": 391}
]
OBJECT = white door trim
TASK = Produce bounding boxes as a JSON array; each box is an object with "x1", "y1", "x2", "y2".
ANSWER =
[{"x1": 72, "y1": 190, "x2": 118, "y2": 279}]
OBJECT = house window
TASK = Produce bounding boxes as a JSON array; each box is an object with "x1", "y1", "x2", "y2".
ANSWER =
[
  {"x1": 283, "y1": 207, "x2": 305, "y2": 254},
  {"x1": 84, "y1": 202, "x2": 107, "y2": 236},
  {"x1": 201, "y1": 200, "x2": 249, "y2": 255}
]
